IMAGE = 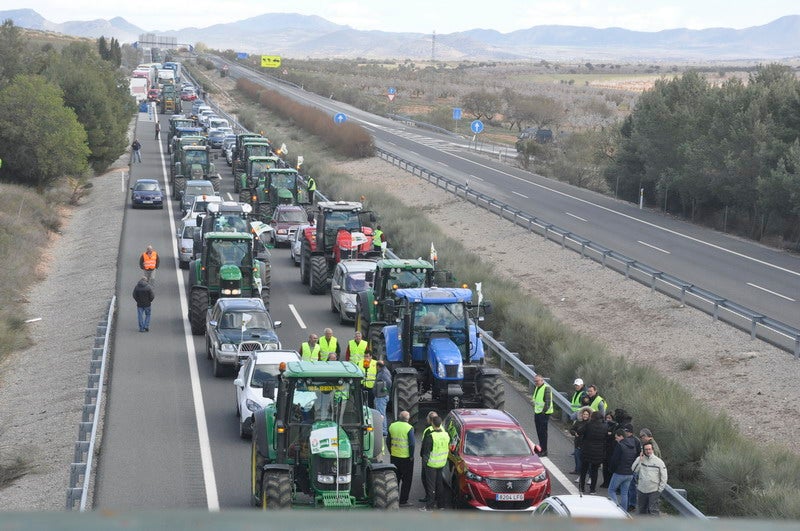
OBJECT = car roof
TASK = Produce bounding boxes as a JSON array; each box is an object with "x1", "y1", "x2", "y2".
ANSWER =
[
  {"x1": 449, "y1": 408, "x2": 522, "y2": 429},
  {"x1": 251, "y1": 350, "x2": 300, "y2": 364},
  {"x1": 185, "y1": 179, "x2": 214, "y2": 186},
  {"x1": 338, "y1": 259, "x2": 378, "y2": 274},
  {"x1": 274, "y1": 205, "x2": 305, "y2": 212},
  {"x1": 214, "y1": 298, "x2": 267, "y2": 312},
  {"x1": 539, "y1": 495, "x2": 631, "y2": 518},
  {"x1": 134, "y1": 178, "x2": 159, "y2": 184}
]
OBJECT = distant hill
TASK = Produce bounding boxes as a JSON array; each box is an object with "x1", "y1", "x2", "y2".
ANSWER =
[{"x1": 1, "y1": 9, "x2": 799, "y2": 61}]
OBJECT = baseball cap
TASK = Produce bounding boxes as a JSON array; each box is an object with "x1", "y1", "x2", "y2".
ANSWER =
[{"x1": 573, "y1": 378, "x2": 584, "y2": 386}]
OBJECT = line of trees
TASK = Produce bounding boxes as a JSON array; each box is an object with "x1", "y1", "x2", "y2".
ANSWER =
[{"x1": 0, "y1": 21, "x2": 135, "y2": 189}]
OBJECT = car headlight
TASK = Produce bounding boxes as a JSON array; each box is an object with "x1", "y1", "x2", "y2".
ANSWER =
[
  {"x1": 532, "y1": 471, "x2": 548, "y2": 483},
  {"x1": 262, "y1": 342, "x2": 279, "y2": 350},
  {"x1": 343, "y1": 301, "x2": 356, "y2": 310},
  {"x1": 246, "y1": 399, "x2": 261, "y2": 412},
  {"x1": 220, "y1": 343, "x2": 236, "y2": 352},
  {"x1": 465, "y1": 470, "x2": 484, "y2": 482}
]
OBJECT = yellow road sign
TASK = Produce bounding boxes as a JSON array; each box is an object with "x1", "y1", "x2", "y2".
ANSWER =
[{"x1": 260, "y1": 55, "x2": 282, "y2": 68}]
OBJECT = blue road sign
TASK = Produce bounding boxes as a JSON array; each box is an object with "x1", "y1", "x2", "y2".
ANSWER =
[
  {"x1": 236, "y1": 52, "x2": 249, "y2": 59},
  {"x1": 453, "y1": 108, "x2": 462, "y2": 120},
  {"x1": 388, "y1": 87, "x2": 397, "y2": 95},
  {"x1": 334, "y1": 112, "x2": 348, "y2": 124},
  {"x1": 471, "y1": 119, "x2": 484, "y2": 134}
]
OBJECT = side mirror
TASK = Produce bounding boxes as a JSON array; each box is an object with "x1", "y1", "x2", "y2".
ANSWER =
[
  {"x1": 369, "y1": 213, "x2": 377, "y2": 222},
  {"x1": 365, "y1": 271, "x2": 374, "y2": 282},
  {"x1": 209, "y1": 320, "x2": 217, "y2": 327},
  {"x1": 233, "y1": 378, "x2": 244, "y2": 387},
  {"x1": 273, "y1": 320, "x2": 282, "y2": 328},
  {"x1": 482, "y1": 301, "x2": 493, "y2": 315}
]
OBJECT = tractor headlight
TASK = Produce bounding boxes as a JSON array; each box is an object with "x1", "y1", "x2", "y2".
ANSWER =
[
  {"x1": 465, "y1": 470, "x2": 484, "y2": 482},
  {"x1": 221, "y1": 288, "x2": 241, "y2": 295},
  {"x1": 457, "y1": 362, "x2": 464, "y2": 378},
  {"x1": 532, "y1": 471, "x2": 548, "y2": 483},
  {"x1": 337, "y1": 474, "x2": 351, "y2": 484},
  {"x1": 437, "y1": 362, "x2": 445, "y2": 378},
  {"x1": 221, "y1": 343, "x2": 236, "y2": 352},
  {"x1": 246, "y1": 399, "x2": 261, "y2": 412},
  {"x1": 317, "y1": 474, "x2": 334, "y2": 484}
]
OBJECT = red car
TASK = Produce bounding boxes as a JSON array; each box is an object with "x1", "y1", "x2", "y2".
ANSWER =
[
  {"x1": 443, "y1": 408, "x2": 551, "y2": 511},
  {"x1": 147, "y1": 88, "x2": 161, "y2": 102}
]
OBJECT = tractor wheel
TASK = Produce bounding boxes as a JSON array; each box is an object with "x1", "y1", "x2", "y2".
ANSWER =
[
  {"x1": 179, "y1": 259, "x2": 188, "y2": 270},
  {"x1": 259, "y1": 263, "x2": 271, "y2": 309},
  {"x1": 174, "y1": 177, "x2": 186, "y2": 200},
  {"x1": 392, "y1": 373, "x2": 419, "y2": 425},
  {"x1": 211, "y1": 178, "x2": 221, "y2": 193},
  {"x1": 479, "y1": 375, "x2": 506, "y2": 411},
  {"x1": 233, "y1": 176, "x2": 240, "y2": 193},
  {"x1": 189, "y1": 286, "x2": 208, "y2": 335},
  {"x1": 369, "y1": 328, "x2": 384, "y2": 359},
  {"x1": 238, "y1": 189, "x2": 250, "y2": 204},
  {"x1": 309, "y1": 255, "x2": 328, "y2": 295},
  {"x1": 370, "y1": 469, "x2": 399, "y2": 510},
  {"x1": 300, "y1": 241, "x2": 311, "y2": 285},
  {"x1": 250, "y1": 438, "x2": 262, "y2": 506},
  {"x1": 260, "y1": 471, "x2": 292, "y2": 510}
]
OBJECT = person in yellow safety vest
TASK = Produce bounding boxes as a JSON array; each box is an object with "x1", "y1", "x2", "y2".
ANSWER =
[
  {"x1": 586, "y1": 384, "x2": 608, "y2": 417},
  {"x1": 300, "y1": 333, "x2": 321, "y2": 361},
  {"x1": 306, "y1": 176, "x2": 316, "y2": 205},
  {"x1": 570, "y1": 378, "x2": 587, "y2": 420},
  {"x1": 139, "y1": 245, "x2": 160, "y2": 284},
  {"x1": 373, "y1": 225, "x2": 386, "y2": 251},
  {"x1": 420, "y1": 416, "x2": 450, "y2": 511},
  {"x1": 388, "y1": 410, "x2": 415, "y2": 506},
  {"x1": 346, "y1": 330, "x2": 369, "y2": 366},
  {"x1": 531, "y1": 374, "x2": 554, "y2": 456},
  {"x1": 361, "y1": 352, "x2": 377, "y2": 406},
  {"x1": 319, "y1": 328, "x2": 340, "y2": 360},
  {"x1": 418, "y1": 411, "x2": 439, "y2": 503}
]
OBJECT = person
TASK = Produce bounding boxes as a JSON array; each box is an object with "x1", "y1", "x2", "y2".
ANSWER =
[
  {"x1": 300, "y1": 334, "x2": 321, "y2": 361},
  {"x1": 155, "y1": 121, "x2": 161, "y2": 140},
  {"x1": 132, "y1": 277, "x2": 154, "y2": 332},
  {"x1": 632, "y1": 441, "x2": 668, "y2": 516},
  {"x1": 131, "y1": 138, "x2": 142, "y2": 163},
  {"x1": 577, "y1": 411, "x2": 607, "y2": 494},
  {"x1": 630, "y1": 428, "x2": 659, "y2": 511},
  {"x1": 319, "y1": 328, "x2": 340, "y2": 360},
  {"x1": 531, "y1": 374, "x2": 553, "y2": 456},
  {"x1": 374, "y1": 359, "x2": 392, "y2": 436},
  {"x1": 639, "y1": 428, "x2": 661, "y2": 457},
  {"x1": 586, "y1": 384, "x2": 608, "y2": 416},
  {"x1": 326, "y1": 352, "x2": 338, "y2": 361},
  {"x1": 306, "y1": 175, "x2": 316, "y2": 205},
  {"x1": 569, "y1": 406, "x2": 592, "y2": 475},
  {"x1": 418, "y1": 411, "x2": 439, "y2": 503},
  {"x1": 388, "y1": 410, "x2": 415, "y2": 506},
  {"x1": 139, "y1": 245, "x2": 159, "y2": 283},
  {"x1": 608, "y1": 428, "x2": 639, "y2": 511},
  {"x1": 600, "y1": 411, "x2": 619, "y2": 489},
  {"x1": 570, "y1": 378, "x2": 587, "y2": 419},
  {"x1": 373, "y1": 225, "x2": 387, "y2": 255},
  {"x1": 419, "y1": 415, "x2": 449, "y2": 511},
  {"x1": 345, "y1": 330, "x2": 369, "y2": 366},
  {"x1": 361, "y1": 352, "x2": 377, "y2": 406}
]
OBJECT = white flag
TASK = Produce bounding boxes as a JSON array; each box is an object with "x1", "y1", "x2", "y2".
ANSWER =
[
  {"x1": 430, "y1": 242, "x2": 438, "y2": 262},
  {"x1": 241, "y1": 312, "x2": 252, "y2": 331},
  {"x1": 310, "y1": 426, "x2": 339, "y2": 454},
  {"x1": 296, "y1": 155, "x2": 304, "y2": 169},
  {"x1": 475, "y1": 282, "x2": 483, "y2": 305},
  {"x1": 280, "y1": 143, "x2": 288, "y2": 156}
]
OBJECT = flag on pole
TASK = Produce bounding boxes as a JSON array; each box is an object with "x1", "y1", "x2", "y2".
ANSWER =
[
  {"x1": 296, "y1": 155, "x2": 304, "y2": 169},
  {"x1": 430, "y1": 242, "x2": 437, "y2": 262},
  {"x1": 475, "y1": 283, "x2": 483, "y2": 306},
  {"x1": 280, "y1": 143, "x2": 288, "y2": 156},
  {"x1": 241, "y1": 312, "x2": 252, "y2": 331}
]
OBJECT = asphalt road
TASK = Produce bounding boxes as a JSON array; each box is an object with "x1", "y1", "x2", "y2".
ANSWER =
[{"x1": 93, "y1": 107, "x2": 578, "y2": 511}]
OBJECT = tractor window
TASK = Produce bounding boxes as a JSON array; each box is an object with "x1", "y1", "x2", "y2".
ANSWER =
[
  {"x1": 324, "y1": 212, "x2": 360, "y2": 243},
  {"x1": 416, "y1": 303, "x2": 464, "y2": 328},
  {"x1": 209, "y1": 240, "x2": 249, "y2": 267},
  {"x1": 291, "y1": 381, "x2": 359, "y2": 426},
  {"x1": 214, "y1": 215, "x2": 248, "y2": 233},
  {"x1": 251, "y1": 161, "x2": 272, "y2": 175},
  {"x1": 270, "y1": 174, "x2": 296, "y2": 189},
  {"x1": 184, "y1": 151, "x2": 207, "y2": 165},
  {"x1": 388, "y1": 269, "x2": 426, "y2": 290}
]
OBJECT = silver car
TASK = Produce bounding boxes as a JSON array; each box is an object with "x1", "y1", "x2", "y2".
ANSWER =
[
  {"x1": 176, "y1": 219, "x2": 199, "y2": 269},
  {"x1": 180, "y1": 179, "x2": 216, "y2": 214},
  {"x1": 330, "y1": 259, "x2": 376, "y2": 324},
  {"x1": 290, "y1": 224, "x2": 311, "y2": 266},
  {"x1": 532, "y1": 495, "x2": 631, "y2": 519}
]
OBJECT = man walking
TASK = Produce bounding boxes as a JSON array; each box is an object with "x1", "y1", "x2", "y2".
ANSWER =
[
  {"x1": 155, "y1": 121, "x2": 161, "y2": 140},
  {"x1": 132, "y1": 277, "x2": 154, "y2": 332},
  {"x1": 632, "y1": 441, "x2": 668, "y2": 515},
  {"x1": 419, "y1": 415, "x2": 449, "y2": 511},
  {"x1": 139, "y1": 245, "x2": 159, "y2": 284},
  {"x1": 319, "y1": 328, "x2": 340, "y2": 360},
  {"x1": 131, "y1": 138, "x2": 142, "y2": 163},
  {"x1": 300, "y1": 334, "x2": 321, "y2": 361},
  {"x1": 388, "y1": 410, "x2": 415, "y2": 506},
  {"x1": 345, "y1": 330, "x2": 369, "y2": 366},
  {"x1": 306, "y1": 175, "x2": 316, "y2": 204},
  {"x1": 531, "y1": 374, "x2": 553, "y2": 456}
]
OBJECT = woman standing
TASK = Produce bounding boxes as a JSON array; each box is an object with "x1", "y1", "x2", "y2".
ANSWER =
[{"x1": 577, "y1": 411, "x2": 608, "y2": 494}]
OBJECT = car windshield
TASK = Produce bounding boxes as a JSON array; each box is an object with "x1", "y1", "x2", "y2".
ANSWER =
[
  {"x1": 219, "y1": 310, "x2": 271, "y2": 330},
  {"x1": 249, "y1": 363, "x2": 281, "y2": 389},
  {"x1": 192, "y1": 201, "x2": 212, "y2": 213},
  {"x1": 134, "y1": 182, "x2": 159, "y2": 191},
  {"x1": 276, "y1": 209, "x2": 307, "y2": 223},
  {"x1": 463, "y1": 428, "x2": 532, "y2": 457},
  {"x1": 185, "y1": 185, "x2": 214, "y2": 196},
  {"x1": 345, "y1": 272, "x2": 369, "y2": 292}
]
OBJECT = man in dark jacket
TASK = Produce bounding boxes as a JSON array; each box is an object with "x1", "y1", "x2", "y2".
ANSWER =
[
  {"x1": 608, "y1": 428, "x2": 639, "y2": 510},
  {"x1": 133, "y1": 277, "x2": 154, "y2": 332},
  {"x1": 577, "y1": 411, "x2": 607, "y2": 494}
]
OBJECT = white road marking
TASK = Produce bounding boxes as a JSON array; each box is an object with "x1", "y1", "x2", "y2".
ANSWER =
[
  {"x1": 289, "y1": 304, "x2": 307, "y2": 329},
  {"x1": 540, "y1": 456, "x2": 580, "y2": 495},
  {"x1": 161, "y1": 130, "x2": 220, "y2": 511},
  {"x1": 470, "y1": 175, "x2": 484, "y2": 182},
  {"x1": 512, "y1": 191, "x2": 529, "y2": 199},
  {"x1": 565, "y1": 212, "x2": 587, "y2": 222},
  {"x1": 637, "y1": 241, "x2": 671, "y2": 254},
  {"x1": 747, "y1": 283, "x2": 796, "y2": 302},
  {"x1": 226, "y1": 192, "x2": 234, "y2": 201}
]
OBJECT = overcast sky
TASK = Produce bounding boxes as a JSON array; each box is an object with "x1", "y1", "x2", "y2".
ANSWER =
[{"x1": 10, "y1": 1, "x2": 800, "y2": 34}]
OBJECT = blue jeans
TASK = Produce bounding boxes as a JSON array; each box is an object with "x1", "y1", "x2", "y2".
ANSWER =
[
  {"x1": 137, "y1": 306, "x2": 151, "y2": 331},
  {"x1": 374, "y1": 396, "x2": 389, "y2": 435},
  {"x1": 608, "y1": 473, "x2": 633, "y2": 509},
  {"x1": 132, "y1": 149, "x2": 142, "y2": 163}
]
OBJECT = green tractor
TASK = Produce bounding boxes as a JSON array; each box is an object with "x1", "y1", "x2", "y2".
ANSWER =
[
  {"x1": 167, "y1": 117, "x2": 197, "y2": 152},
  {"x1": 250, "y1": 361, "x2": 398, "y2": 509},
  {"x1": 243, "y1": 167, "x2": 310, "y2": 222},
  {"x1": 236, "y1": 155, "x2": 281, "y2": 198},
  {"x1": 172, "y1": 145, "x2": 221, "y2": 199},
  {"x1": 187, "y1": 231, "x2": 271, "y2": 335},
  {"x1": 233, "y1": 139, "x2": 272, "y2": 188}
]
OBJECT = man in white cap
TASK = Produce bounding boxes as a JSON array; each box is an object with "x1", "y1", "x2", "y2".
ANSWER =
[{"x1": 569, "y1": 378, "x2": 587, "y2": 420}]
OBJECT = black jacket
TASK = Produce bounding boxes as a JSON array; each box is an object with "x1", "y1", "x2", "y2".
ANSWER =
[
  {"x1": 578, "y1": 419, "x2": 608, "y2": 465},
  {"x1": 610, "y1": 436, "x2": 640, "y2": 475},
  {"x1": 132, "y1": 279, "x2": 154, "y2": 308}
]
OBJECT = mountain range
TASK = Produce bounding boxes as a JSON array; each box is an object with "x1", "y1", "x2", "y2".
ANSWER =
[{"x1": 2, "y1": 8, "x2": 800, "y2": 61}]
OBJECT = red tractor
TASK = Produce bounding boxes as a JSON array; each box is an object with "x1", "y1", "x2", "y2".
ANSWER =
[{"x1": 299, "y1": 201, "x2": 379, "y2": 294}]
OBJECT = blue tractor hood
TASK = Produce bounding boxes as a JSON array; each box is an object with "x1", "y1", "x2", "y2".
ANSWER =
[{"x1": 428, "y1": 337, "x2": 463, "y2": 379}]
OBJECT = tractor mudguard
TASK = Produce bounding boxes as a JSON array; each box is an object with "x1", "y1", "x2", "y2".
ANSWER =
[
  {"x1": 262, "y1": 463, "x2": 293, "y2": 474},
  {"x1": 368, "y1": 462, "x2": 397, "y2": 473},
  {"x1": 468, "y1": 325, "x2": 485, "y2": 361},
  {"x1": 382, "y1": 324, "x2": 402, "y2": 363}
]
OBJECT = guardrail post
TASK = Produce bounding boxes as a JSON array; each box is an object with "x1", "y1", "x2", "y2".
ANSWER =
[
  {"x1": 795, "y1": 335, "x2": 800, "y2": 359},
  {"x1": 601, "y1": 250, "x2": 612, "y2": 268},
  {"x1": 561, "y1": 232, "x2": 568, "y2": 249},
  {"x1": 624, "y1": 259, "x2": 635, "y2": 278},
  {"x1": 650, "y1": 272, "x2": 663, "y2": 293},
  {"x1": 711, "y1": 296, "x2": 725, "y2": 321},
  {"x1": 750, "y1": 315, "x2": 764, "y2": 339}
]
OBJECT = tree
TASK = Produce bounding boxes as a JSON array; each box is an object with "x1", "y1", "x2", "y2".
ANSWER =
[
  {"x1": 0, "y1": 20, "x2": 26, "y2": 88},
  {"x1": 97, "y1": 36, "x2": 110, "y2": 61},
  {"x1": 0, "y1": 75, "x2": 89, "y2": 188},
  {"x1": 461, "y1": 90, "x2": 501, "y2": 121}
]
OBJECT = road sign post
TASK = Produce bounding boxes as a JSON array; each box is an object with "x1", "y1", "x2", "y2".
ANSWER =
[
  {"x1": 470, "y1": 119, "x2": 484, "y2": 150},
  {"x1": 453, "y1": 108, "x2": 462, "y2": 134}
]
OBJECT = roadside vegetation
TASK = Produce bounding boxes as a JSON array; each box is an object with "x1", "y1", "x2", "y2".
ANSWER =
[{"x1": 199, "y1": 64, "x2": 800, "y2": 518}]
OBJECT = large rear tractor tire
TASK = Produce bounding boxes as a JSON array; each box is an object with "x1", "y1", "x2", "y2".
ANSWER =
[
  {"x1": 392, "y1": 373, "x2": 419, "y2": 425},
  {"x1": 260, "y1": 471, "x2": 292, "y2": 510},
  {"x1": 309, "y1": 255, "x2": 328, "y2": 295},
  {"x1": 211, "y1": 177, "x2": 222, "y2": 193},
  {"x1": 370, "y1": 469, "x2": 399, "y2": 510},
  {"x1": 189, "y1": 286, "x2": 208, "y2": 336},
  {"x1": 300, "y1": 241, "x2": 311, "y2": 285},
  {"x1": 239, "y1": 189, "x2": 250, "y2": 204},
  {"x1": 174, "y1": 176, "x2": 186, "y2": 200},
  {"x1": 479, "y1": 375, "x2": 505, "y2": 411}
]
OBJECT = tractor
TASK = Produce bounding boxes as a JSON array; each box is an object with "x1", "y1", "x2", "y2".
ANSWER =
[
  {"x1": 192, "y1": 201, "x2": 264, "y2": 260},
  {"x1": 187, "y1": 231, "x2": 271, "y2": 335},
  {"x1": 299, "y1": 201, "x2": 379, "y2": 295},
  {"x1": 167, "y1": 118, "x2": 197, "y2": 152},
  {"x1": 242, "y1": 167, "x2": 310, "y2": 222},
  {"x1": 250, "y1": 361, "x2": 398, "y2": 509},
  {"x1": 172, "y1": 145, "x2": 221, "y2": 199},
  {"x1": 371, "y1": 286, "x2": 503, "y2": 424},
  {"x1": 236, "y1": 155, "x2": 281, "y2": 198},
  {"x1": 233, "y1": 138, "x2": 272, "y2": 186}
]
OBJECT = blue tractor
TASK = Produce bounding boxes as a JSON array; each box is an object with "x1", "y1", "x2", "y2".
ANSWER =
[{"x1": 374, "y1": 287, "x2": 504, "y2": 424}]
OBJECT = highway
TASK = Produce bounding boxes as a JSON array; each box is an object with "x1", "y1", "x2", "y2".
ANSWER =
[
  {"x1": 92, "y1": 107, "x2": 578, "y2": 510},
  {"x1": 219, "y1": 58, "x2": 800, "y2": 331}
]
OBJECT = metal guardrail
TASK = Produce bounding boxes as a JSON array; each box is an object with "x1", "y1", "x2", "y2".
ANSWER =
[
  {"x1": 375, "y1": 146, "x2": 800, "y2": 359},
  {"x1": 66, "y1": 296, "x2": 115, "y2": 510}
]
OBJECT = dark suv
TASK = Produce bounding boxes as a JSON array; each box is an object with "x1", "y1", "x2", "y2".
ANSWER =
[{"x1": 443, "y1": 408, "x2": 550, "y2": 511}]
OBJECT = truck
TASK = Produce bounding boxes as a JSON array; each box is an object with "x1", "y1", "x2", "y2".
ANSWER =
[
  {"x1": 372, "y1": 286, "x2": 503, "y2": 424},
  {"x1": 129, "y1": 77, "x2": 148, "y2": 102},
  {"x1": 158, "y1": 68, "x2": 175, "y2": 86},
  {"x1": 249, "y1": 361, "x2": 398, "y2": 509},
  {"x1": 163, "y1": 61, "x2": 181, "y2": 84}
]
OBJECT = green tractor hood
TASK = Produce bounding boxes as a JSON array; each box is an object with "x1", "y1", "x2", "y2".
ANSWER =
[{"x1": 219, "y1": 264, "x2": 243, "y2": 281}]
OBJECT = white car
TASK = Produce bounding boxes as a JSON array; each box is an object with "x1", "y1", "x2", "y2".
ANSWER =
[
  {"x1": 330, "y1": 259, "x2": 376, "y2": 324},
  {"x1": 532, "y1": 495, "x2": 631, "y2": 519},
  {"x1": 182, "y1": 194, "x2": 223, "y2": 222},
  {"x1": 290, "y1": 224, "x2": 311, "y2": 266},
  {"x1": 176, "y1": 219, "x2": 200, "y2": 269},
  {"x1": 233, "y1": 349, "x2": 300, "y2": 438}
]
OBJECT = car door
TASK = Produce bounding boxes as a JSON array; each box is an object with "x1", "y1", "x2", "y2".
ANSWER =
[
  {"x1": 331, "y1": 266, "x2": 344, "y2": 310},
  {"x1": 235, "y1": 357, "x2": 252, "y2": 410},
  {"x1": 443, "y1": 415, "x2": 462, "y2": 488}
]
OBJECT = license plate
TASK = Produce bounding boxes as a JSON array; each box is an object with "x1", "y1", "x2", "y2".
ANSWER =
[
  {"x1": 496, "y1": 493, "x2": 524, "y2": 501},
  {"x1": 143, "y1": 200, "x2": 153, "y2": 204}
]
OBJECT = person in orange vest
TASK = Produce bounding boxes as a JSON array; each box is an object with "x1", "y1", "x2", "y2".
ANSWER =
[{"x1": 139, "y1": 245, "x2": 160, "y2": 284}]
